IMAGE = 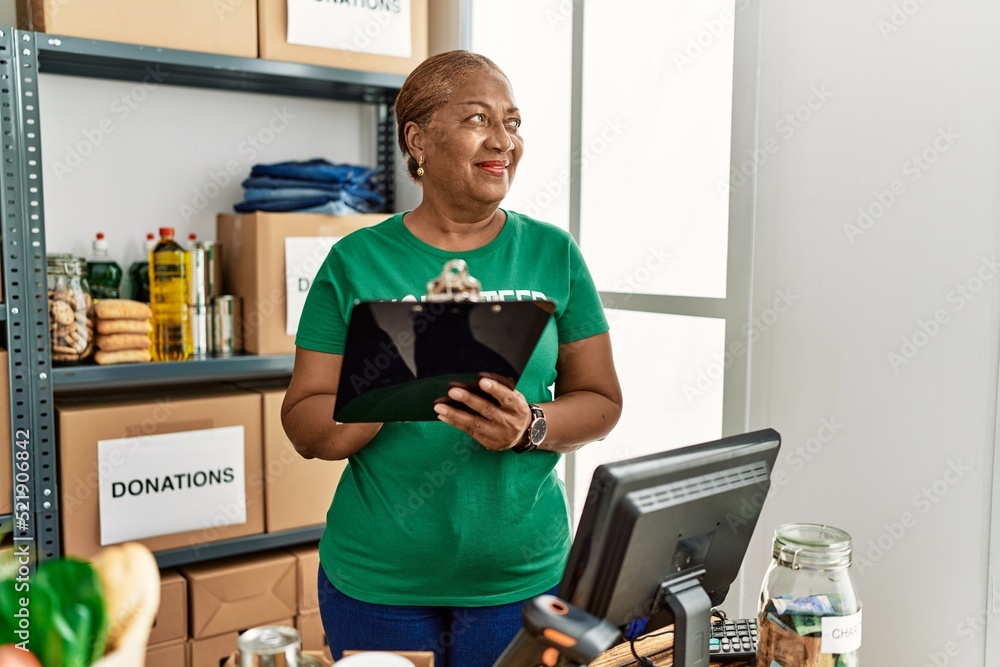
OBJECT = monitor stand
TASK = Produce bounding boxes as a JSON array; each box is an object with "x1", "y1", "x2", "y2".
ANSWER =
[{"x1": 657, "y1": 569, "x2": 712, "y2": 667}]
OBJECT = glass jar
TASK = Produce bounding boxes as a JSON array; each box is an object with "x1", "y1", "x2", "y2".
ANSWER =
[
  {"x1": 47, "y1": 254, "x2": 94, "y2": 365},
  {"x1": 756, "y1": 523, "x2": 862, "y2": 667}
]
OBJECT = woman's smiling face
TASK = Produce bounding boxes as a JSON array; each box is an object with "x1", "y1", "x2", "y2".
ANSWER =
[{"x1": 418, "y1": 70, "x2": 524, "y2": 208}]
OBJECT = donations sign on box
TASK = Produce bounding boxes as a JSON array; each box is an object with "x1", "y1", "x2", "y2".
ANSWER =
[
  {"x1": 285, "y1": 236, "x2": 342, "y2": 336},
  {"x1": 98, "y1": 426, "x2": 247, "y2": 545},
  {"x1": 286, "y1": 0, "x2": 413, "y2": 58}
]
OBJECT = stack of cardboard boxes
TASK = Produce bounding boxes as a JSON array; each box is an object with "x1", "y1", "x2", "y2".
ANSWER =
[{"x1": 16, "y1": 0, "x2": 429, "y2": 76}]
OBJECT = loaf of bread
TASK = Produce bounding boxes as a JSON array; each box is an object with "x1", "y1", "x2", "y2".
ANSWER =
[
  {"x1": 94, "y1": 299, "x2": 153, "y2": 320},
  {"x1": 95, "y1": 349, "x2": 152, "y2": 365},
  {"x1": 97, "y1": 318, "x2": 153, "y2": 334},
  {"x1": 96, "y1": 333, "x2": 152, "y2": 352}
]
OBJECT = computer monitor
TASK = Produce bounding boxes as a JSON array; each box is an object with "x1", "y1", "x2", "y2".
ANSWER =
[{"x1": 556, "y1": 428, "x2": 782, "y2": 666}]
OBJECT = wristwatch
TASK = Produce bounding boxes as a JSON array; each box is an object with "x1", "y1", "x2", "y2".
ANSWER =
[{"x1": 512, "y1": 404, "x2": 547, "y2": 453}]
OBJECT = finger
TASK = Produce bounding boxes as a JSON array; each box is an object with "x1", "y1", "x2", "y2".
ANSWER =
[
  {"x1": 434, "y1": 403, "x2": 493, "y2": 445},
  {"x1": 446, "y1": 386, "x2": 504, "y2": 419},
  {"x1": 477, "y1": 377, "x2": 523, "y2": 410},
  {"x1": 479, "y1": 371, "x2": 516, "y2": 390}
]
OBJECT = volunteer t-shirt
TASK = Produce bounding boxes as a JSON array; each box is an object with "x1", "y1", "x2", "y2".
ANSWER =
[{"x1": 296, "y1": 209, "x2": 609, "y2": 606}]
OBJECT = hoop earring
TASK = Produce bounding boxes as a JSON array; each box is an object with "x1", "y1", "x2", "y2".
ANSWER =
[{"x1": 416, "y1": 156, "x2": 425, "y2": 178}]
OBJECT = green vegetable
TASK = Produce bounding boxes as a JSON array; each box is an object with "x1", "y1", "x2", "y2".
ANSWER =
[{"x1": 0, "y1": 557, "x2": 109, "y2": 667}]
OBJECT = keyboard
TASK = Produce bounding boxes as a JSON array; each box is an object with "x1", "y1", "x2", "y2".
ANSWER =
[{"x1": 709, "y1": 617, "x2": 757, "y2": 662}]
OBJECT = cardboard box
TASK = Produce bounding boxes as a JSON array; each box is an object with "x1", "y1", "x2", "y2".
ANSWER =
[
  {"x1": 259, "y1": 387, "x2": 346, "y2": 532},
  {"x1": 57, "y1": 390, "x2": 264, "y2": 559},
  {"x1": 217, "y1": 213, "x2": 385, "y2": 355},
  {"x1": 149, "y1": 569, "x2": 188, "y2": 646},
  {"x1": 0, "y1": 350, "x2": 10, "y2": 515},
  {"x1": 180, "y1": 551, "x2": 297, "y2": 639},
  {"x1": 287, "y1": 545, "x2": 321, "y2": 613},
  {"x1": 145, "y1": 638, "x2": 188, "y2": 667},
  {"x1": 297, "y1": 611, "x2": 332, "y2": 662},
  {"x1": 257, "y1": 0, "x2": 427, "y2": 75},
  {"x1": 192, "y1": 620, "x2": 291, "y2": 667},
  {"x1": 16, "y1": 0, "x2": 257, "y2": 58}
]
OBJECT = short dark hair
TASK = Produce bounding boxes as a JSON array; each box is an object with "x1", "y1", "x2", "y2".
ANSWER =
[{"x1": 394, "y1": 50, "x2": 510, "y2": 180}]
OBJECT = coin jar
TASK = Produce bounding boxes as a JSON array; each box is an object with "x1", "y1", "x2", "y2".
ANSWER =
[
  {"x1": 47, "y1": 254, "x2": 94, "y2": 365},
  {"x1": 756, "y1": 523, "x2": 862, "y2": 667}
]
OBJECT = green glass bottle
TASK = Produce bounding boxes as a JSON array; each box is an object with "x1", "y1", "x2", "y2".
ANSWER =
[
  {"x1": 128, "y1": 233, "x2": 156, "y2": 303},
  {"x1": 86, "y1": 232, "x2": 123, "y2": 300}
]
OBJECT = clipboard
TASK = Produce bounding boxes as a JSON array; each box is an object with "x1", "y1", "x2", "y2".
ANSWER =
[{"x1": 333, "y1": 299, "x2": 555, "y2": 422}]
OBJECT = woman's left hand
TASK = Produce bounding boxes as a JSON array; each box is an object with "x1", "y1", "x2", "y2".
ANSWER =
[{"x1": 433, "y1": 376, "x2": 532, "y2": 451}]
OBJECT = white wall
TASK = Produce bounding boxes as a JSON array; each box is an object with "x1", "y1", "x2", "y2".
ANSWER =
[{"x1": 739, "y1": 1, "x2": 1000, "y2": 665}]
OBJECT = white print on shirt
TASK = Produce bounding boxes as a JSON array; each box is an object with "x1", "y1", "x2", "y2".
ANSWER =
[{"x1": 395, "y1": 290, "x2": 549, "y2": 302}]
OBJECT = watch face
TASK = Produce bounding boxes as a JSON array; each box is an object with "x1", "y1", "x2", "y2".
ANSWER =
[{"x1": 529, "y1": 418, "x2": 547, "y2": 446}]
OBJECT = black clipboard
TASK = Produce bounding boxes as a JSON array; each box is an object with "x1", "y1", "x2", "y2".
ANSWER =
[{"x1": 333, "y1": 299, "x2": 555, "y2": 422}]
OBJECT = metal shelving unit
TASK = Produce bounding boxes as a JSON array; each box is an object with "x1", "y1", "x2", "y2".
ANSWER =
[
  {"x1": 1, "y1": 27, "x2": 403, "y2": 568},
  {"x1": 154, "y1": 525, "x2": 324, "y2": 569},
  {"x1": 53, "y1": 354, "x2": 295, "y2": 392}
]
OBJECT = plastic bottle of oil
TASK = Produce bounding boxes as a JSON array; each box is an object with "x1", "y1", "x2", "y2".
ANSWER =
[{"x1": 150, "y1": 227, "x2": 190, "y2": 361}]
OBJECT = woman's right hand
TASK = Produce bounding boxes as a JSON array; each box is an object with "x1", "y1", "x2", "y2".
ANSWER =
[{"x1": 281, "y1": 347, "x2": 383, "y2": 460}]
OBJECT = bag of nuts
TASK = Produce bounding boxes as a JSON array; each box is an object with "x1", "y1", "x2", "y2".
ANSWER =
[{"x1": 47, "y1": 254, "x2": 95, "y2": 365}]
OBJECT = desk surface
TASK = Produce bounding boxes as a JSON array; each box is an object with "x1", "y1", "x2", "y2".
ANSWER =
[{"x1": 590, "y1": 630, "x2": 753, "y2": 667}]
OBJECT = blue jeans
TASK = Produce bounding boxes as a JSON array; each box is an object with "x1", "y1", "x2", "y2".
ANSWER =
[{"x1": 317, "y1": 565, "x2": 558, "y2": 667}]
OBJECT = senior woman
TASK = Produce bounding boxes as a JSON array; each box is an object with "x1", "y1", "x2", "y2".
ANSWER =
[{"x1": 281, "y1": 50, "x2": 623, "y2": 667}]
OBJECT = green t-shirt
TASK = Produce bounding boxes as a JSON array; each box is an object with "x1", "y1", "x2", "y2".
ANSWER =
[{"x1": 295, "y1": 209, "x2": 609, "y2": 606}]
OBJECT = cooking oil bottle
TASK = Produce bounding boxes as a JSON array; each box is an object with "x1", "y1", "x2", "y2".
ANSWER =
[{"x1": 150, "y1": 227, "x2": 190, "y2": 361}]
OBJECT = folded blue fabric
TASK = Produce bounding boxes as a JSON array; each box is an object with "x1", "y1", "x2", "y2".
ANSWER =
[
  {"x1": 250, "y1": 159, "x2": 376, "y2": 185},
  {"x1": 234, "y1": 196, "x2": 336, "y2": 213},
  {"x1": 241, "y1": 176, "x2": 346, "y2": 193},
  {"x1": 243, "y1": 187, "x2": 345, "y2": 202}
]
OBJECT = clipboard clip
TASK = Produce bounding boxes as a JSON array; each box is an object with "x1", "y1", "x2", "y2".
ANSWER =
[{"x1": 426, "y1": 259, "x2": 482, "y2": 302}]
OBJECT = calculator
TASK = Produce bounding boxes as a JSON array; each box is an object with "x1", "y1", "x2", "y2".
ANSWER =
[{"x1": 708, "y1": 617, "x2": 758, "y2": 662}]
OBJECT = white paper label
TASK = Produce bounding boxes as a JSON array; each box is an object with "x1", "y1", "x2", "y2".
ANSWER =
[
  {"x1": 98, "y1": 426, "x2": 246, "y2": 545},
  {"x1": 286, "y1": 0, "x2": 413, "y2": 59},
  {"x1": 285, "y1": 236, "x2": 342, "y2": 335},
  {"x1": 821, "y1": 609, "x2": 862, "y2": 654}
]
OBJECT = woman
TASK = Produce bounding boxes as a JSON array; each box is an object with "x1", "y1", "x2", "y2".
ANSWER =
[{"x1": 281, "y1": 50, "x2": 623, "y2": 667}]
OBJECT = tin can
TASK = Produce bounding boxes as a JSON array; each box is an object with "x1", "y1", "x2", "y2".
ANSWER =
[
  {"x1": 201, "y1": 240, "x2": 223, "y2": 298},
  {"x1": 212, "y1": 295, "x2": 242, "y2": 356},
  {"x1": 187, "y1": 241, "x2": 223, "y2": 304},
  {"x1": 188, "y1": 303, "x2": 211, "y2": 358},
  {"x1": 187, "y1": 243, "x2": 208, "y2": 305},
  {"x1": 236, "y1": 625, "x2": 301, "y2": 667}
]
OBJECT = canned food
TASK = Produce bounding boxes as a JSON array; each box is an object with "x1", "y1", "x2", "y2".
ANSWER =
[
  {"x1": 212, "y1": 295, "x2": 242, "y2": 356},
  {"x1": 236, "y1": 625, "x2": 301, "y2": 667},
  {"x1": 187, "y1": 241, "x2": 223, "y2": 304},
  {"x1": 188, "y1": 303, "x2": 211, "y2": 358}
]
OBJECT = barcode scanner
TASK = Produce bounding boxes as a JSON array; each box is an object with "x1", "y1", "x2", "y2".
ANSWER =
[{"x1": 493, "y1": 595, "x2": 621, "y2": 667}]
